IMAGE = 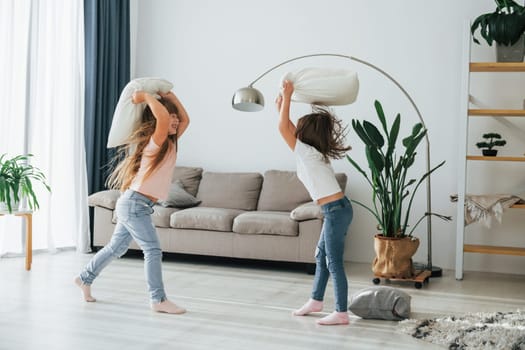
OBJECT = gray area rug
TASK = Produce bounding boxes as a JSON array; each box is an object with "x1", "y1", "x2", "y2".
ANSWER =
[{"x1": 399, "y1": 310, "x2": 525, "y2": 349}]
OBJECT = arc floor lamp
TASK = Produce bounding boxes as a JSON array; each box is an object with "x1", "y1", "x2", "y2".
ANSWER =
[{"x1": 232, "y1": 53, "x2": 442, "y2": 277}]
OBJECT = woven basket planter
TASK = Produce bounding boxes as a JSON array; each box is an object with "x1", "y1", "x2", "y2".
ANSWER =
[{"x1": 372, "y1": 234, "x2": 420, "y2": 279}]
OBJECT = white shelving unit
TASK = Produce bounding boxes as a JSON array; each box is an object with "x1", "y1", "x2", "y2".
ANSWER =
[{"x1": 455, "y1": 26, "x2": 525, "y2": 280}]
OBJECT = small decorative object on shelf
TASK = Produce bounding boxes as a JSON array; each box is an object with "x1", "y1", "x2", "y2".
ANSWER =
[
  {"x1": 470, "y1": 0, "x2": 525, "y2": 62},
  {"x1": 475, "y1": 132, "x2": 507, "y2": 156}
]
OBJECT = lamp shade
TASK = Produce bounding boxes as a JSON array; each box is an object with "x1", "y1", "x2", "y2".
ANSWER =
[{"x1": 232, "y1": 87, "x2": 264, "y2": 112}]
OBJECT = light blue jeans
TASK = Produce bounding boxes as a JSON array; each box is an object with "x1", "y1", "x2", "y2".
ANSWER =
[
  {"x1": 311, "y1": 196, "x2": 353, "y2": 312},
  {"x1": 79, "y1": 189, "x2": 167, "y2": 303}
]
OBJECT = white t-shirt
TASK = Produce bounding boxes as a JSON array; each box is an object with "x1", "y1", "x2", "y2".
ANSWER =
[{"x1": 294, "y1": 139, "x2": 342, "y2": 201}]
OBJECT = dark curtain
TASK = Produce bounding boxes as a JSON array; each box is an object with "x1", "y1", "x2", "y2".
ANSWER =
[
  {"x1": 84, "y1": 0, "x2": 130, "y2": 195},
  {"x1": 84, "y1": 0, "x2": 130, "y2": 248}
]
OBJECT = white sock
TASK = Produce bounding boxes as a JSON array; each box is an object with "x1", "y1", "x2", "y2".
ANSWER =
[
  {"x1": 292, "y1": 298, "x2": 323, "y2": 316},
  {"x1": 317, "y1": 311, "x2": 349, "y2": 325}
]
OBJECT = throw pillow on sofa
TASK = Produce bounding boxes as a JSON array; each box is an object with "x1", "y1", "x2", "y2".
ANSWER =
[
  {"x1": 158, "y1": 180, "x2": 201, "y2": 208},
  {"x1": 87, "y1": 190, "x2": 121, "y2": 210},
  {"x1": 290, "y1": 201, "x2": 323, "y2": 221},
  {"x1": 171, "y1": 166, "x2": 203, "y2": 197}
]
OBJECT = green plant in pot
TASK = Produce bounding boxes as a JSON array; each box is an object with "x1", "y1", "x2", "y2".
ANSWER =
[
  {"x1": 0, "y1": 154, "x2": 51, "y2": 213},
  {"x1": 346, "y1": 100, "x2": 451, "y2": 278},
  {"x1": 471, "y1": 0, "x2": 525, "y2": 62},
  {"x1": 476, "y1": 132, "x2": 507, "y2": 156}
]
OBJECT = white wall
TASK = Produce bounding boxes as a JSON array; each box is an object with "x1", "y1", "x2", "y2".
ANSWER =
[{"x1": 131, "y1": 0, "x2": 525, "y2": 275}]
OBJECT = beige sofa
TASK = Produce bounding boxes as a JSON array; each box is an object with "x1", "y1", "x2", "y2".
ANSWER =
[{"x1": 88, "y1": 166, "x2": 347, "y2": 268}]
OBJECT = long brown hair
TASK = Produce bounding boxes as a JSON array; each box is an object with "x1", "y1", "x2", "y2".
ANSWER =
[
  {"x1": 106, "y1": 97, "x2": 178, "y2": 191},
  {"x1": 295, "y1": 105, "x2": 351, "y2": 161}
]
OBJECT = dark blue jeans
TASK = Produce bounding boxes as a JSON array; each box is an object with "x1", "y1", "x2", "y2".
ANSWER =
[{"x1": 311, "y1": 196, "x2": 353, "y2": 311}]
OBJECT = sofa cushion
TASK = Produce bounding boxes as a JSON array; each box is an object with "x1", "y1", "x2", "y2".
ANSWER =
[
  {"x1": 257, "y1": 170, "x2": 310, "y2": 211},
  {"x1": 335, "y1": 173, "x2": 348, "y2": 192},
  {"x1": 171, "y1": 166, "x2": 203, "y2": 197},
  {"x1": 257, "y1": 170, "x2": 348, "y2": 211},
  {"x1": 112, "y1": 204, "x2": 180, "y2": 228},
  {"x1": 158, "y1": 180, "x2": 202, "y2": 208},
  {"x1": 152, "y1": 205, "x2": 181, "y2": 228},
  {"x1": 170, "y1": 207, "x2": 245, "y2": 232},
  {"x1": 233, "y1": 211, "x2": 299, "y2": 236},
  {"x1": 290, "y1": 201, "x2": 323, "y2": 221},
  {"x1": 196, "y1": 172, "x2": 263, "y2": 210},
  {"x1": 88, "y1": 190, "x2": 121, "y2": 210}
]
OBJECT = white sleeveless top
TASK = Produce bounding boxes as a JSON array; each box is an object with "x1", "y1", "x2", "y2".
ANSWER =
[{"x1": 294, "y1": 139, "x2": 341, "y2": 201}]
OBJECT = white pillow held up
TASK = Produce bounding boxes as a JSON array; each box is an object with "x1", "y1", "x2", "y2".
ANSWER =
[
  {"x1": 280, "y1": 67, "x2": 359, "y2": 106},
  {"x1": 107, "y1": 77, "x2": 173, "y2": 148}
]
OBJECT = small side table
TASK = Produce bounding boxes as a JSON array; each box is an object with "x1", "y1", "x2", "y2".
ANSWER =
[{"x1": 0, "y1": 210, "x2": 33, "y2": 271}]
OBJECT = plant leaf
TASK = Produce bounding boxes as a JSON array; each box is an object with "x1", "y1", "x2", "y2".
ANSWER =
[
  {"x1": 374, "y1": 100, "x2": 389, "y2": 137},
  {"x1": 366, "y1": 146, "x2": 385, "y2": 173},
  {"x1": 363, "y1": 121, "x2": 385, "y2": 148}
]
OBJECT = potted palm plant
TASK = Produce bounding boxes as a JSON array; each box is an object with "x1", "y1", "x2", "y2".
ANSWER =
[
  {"x1": 346, "y1": 101, "x2": 450, "y2": 278},
  {"x1": 471, "y1": 0, "x2": 525, "y2": 62},
  {"x1": 0, "y1": 154, "x2": 51, "y2": 213}
]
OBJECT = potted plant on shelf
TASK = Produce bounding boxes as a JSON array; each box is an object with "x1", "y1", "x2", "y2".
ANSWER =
[
  {"x1": 0, "y1": 154, "x2": 51, "y2": 213},
  {"x1": 476, "y1": 132, "x2": 507, "y2": 156},
  {"x1": 471, "y1": 0, "x2": 525, "y2": 62},
  {"x1": 346, "y1": 100, "x2": 451, "y2": 279}
]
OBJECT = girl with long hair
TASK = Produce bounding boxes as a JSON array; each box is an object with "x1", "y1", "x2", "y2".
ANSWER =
[
  {"x1": 75, "y1": 89, "x2": 189, "y2": 314},
  {"x1": 276, "y1": 80, "x2": 353, "y2": 325}
]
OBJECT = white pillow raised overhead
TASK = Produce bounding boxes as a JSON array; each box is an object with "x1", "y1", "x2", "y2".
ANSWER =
[
  {"x1": 280, "y1": 67, "x2": 359, "y2": 106},
  {"x1": 106, "y1": 77, "x2": 173, "y2": 148}
]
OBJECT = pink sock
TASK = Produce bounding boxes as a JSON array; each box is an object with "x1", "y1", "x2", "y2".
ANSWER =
[
  {"x1": 317, "y1": 311, "x2": 349, "y2": 325},
  {"x1": 74, "y1": 276, "x2": 96, "y2": 302},
  {"x1": 292, "y1": 298, "x2": 323, "y2": 316}
]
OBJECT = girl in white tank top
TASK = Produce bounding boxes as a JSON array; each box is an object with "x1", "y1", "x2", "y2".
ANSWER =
[{"x1": 276, "y1": 80, "x2": 353, "y2": 326}]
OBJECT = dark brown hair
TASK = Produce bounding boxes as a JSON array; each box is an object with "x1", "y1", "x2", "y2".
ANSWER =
[
  {"x1": 106, "y1": 97, "x2": 178, "y2": 191},
  {"x1": 295, "y1": 105, "x2": 351, "y2": 161}
]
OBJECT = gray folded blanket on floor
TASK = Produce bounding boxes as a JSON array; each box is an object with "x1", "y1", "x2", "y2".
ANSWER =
[{"x1": 450, "y1": 193, "x2": 525, "y2": 227}]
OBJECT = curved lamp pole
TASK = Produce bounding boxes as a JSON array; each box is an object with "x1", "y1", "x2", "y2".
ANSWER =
[{"x1": 232, "y1": 53, "x2": 441, "y2": 277}]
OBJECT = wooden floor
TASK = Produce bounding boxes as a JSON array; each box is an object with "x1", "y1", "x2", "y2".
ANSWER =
[{"x1": 0, "y1": 251, "x2": 523, "y2": 350}]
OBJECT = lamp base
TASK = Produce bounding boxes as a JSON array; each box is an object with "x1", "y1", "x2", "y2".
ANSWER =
[{"x1": 414, "y1": 262, "x2": 443, "y2": 278}]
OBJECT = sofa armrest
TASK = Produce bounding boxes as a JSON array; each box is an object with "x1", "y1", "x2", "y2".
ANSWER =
[
  {"x1": 290, "y1": 201, "x2": 323, "y2": 221},
  {"x1": 88, "y1": 190, "x2": 121, "y2": 210}
]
